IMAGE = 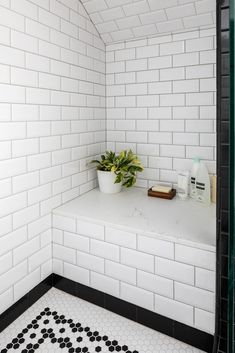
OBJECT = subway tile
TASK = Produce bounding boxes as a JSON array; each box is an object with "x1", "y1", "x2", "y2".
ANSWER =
[
  {"x1": 26, "y1": 53, "x2": 50, "y2": 72},
  {"x1": 77, "y1": 219, "x2": 104, "y2": 240},
  {"x1": 160, "y1": 119, "x2": 184, "y2": 132},
  {"x1": 186, "y1": 37, "x2": 213, "y2": 52},
  {"x1": 137, "y1": 270, "x2": 173, "y2": 299},
  {"x1": 0, "y1": 178, "x2": 11, "y2": 198},
  {"x1": 105, "y1": 227, "x2": 136, "y2": 249},
  {"x1": 90, "y1": 239, "x2": 119, "y2": 262},
  {"x1": 173, "y1": 52, "x2": 199, "y2": 67},
  {"x1": 0, "y1": 84, "x2": 25, "y2": 103},
  {"x1": 126, "y1": 59, "x2": 147, "y2": 72},
  {"x1": 0, "y1": 44, "x2": 25, "y2": 68},
  {"x1": 64, "y1": 262, "x2": 89, "y2": 286},
  {"x1": 105, "y1": 260, "x2": 136, "y2": 285},
  {"x1": 0, "y1": 24, "x2": 10, "y2": 46},
  {"x1": 77, "y1": 251, "x2": 104, "y2": 273},
  {"x1": 175, "y1": 244, "x2": 215, "y2": 270},
  {"x1": 38, "y1": 192, "x2": 60, "y2": 215},
  {"x1": 0, "y1": 192, "x2": 27, "y2": 218},
  {"x1": 11, "y1": 30, "x2": 38, "y2": 53},
  {"x1": 53, "y1": 244, "x2": 76, "y2": 264},
  {"x1": 160, "y1": 94, "x2": 185, "y2": 107},
  {"x1": 175, "y1": 282, "x2": 215, "y2": 313},
  {"x1": 0, "y1": 252, "x2": 12, "y2": 276},
  {"x1": 196, "y1": 267, "x2": 215, "y2": 292},
  {"x1": 137, "y1": 70, "x2": 159, "y2": 83},
  {"x1": 12, "y1": 139, "x2": 39, "y2": 158},
  {"x1": 121, "y1": 282, "x2": 154, "y2": 311},
  {"x1": 28, "y1": 244, "x2": 51, "y2": 272},
  {"x1": 138, "y1": 235, "x2": 174, "y2": 259},
  {"x1": 195, "y1": 308, "x2": 215, "y2": 334},
  {"x1": 173, "y1": 106, "x2": 199, "y2": 120},
  {"x1": 149, "y1": 56, "x2": 172, "y2": 69},
  {"x1": 121, "y1": 248, "x2": 154, "y2": 273},
  {"x1": 64, "y1": 232, "x2": 89, "y2": 252},
  {"x1": 186, "y1": 64, "x2": 214, "y2": 79},
  {"x1": 14, "y1": 268, "x2": 40, "y2": 301},
  {"x1": 0, "y1": 261, "x2": 27, "y2": 295},
  {"x1": 160, "y1": 41, "x2": 184, "y2": 56},
  {"x1": 13, "y1": 237, "x2": 40, "y2": 265},
  {"x1": 0, "y1": 6, "x2": 24, "y2": 31},
  {"x1": 115, "y1": 72, "x2": 136, "y2": 84},
  {"x1": 12, "y1": 171, "x2": 39, "y2": 194},
  {"x1": 173, "y1": 79, "x2": 199, "y2": 93},
  {"x1": 50, "y1": 0, "x2": 69, "y2": 20},
  {"x1": 155, "y1": 257, "x2": 194, "y2": 285},
  {"x1": 28, "y1": 215, "x2": 51, "y2": 239},
  {"x1": 0, "y1": 122, "x2": 26, "y2": 141},
  {"x1": 91, "y1": 271, "x2": 119, "y2": 297},
  {"x1": 13, "y1": 204, "x2": 39, "y2": 230},
  {"x1": 11, "y1": 0, "x2": 38, "y2": 19},
  {"x1": 39, "y1": 8, "x2": 60, "y2": 29},
  {"x1": 154, "y1": 293, "x2": 194, "y2": 326},
  {"x1": 25, "y1": 19, "x2": 50, "y2": 41},
  {"x1": 136, "y1": 45, "x2": 159, "y2": 58},
  {"x1": 0, "y1": 288, "x2": 13, "y2": 316},
  {"x1": 53, "y1": 214, "x2": 76, "y2": 233}
]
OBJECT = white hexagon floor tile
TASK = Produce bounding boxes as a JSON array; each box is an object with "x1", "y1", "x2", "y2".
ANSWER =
[{"x1": 0, "y1": 288, "x2": 204, "y2": 353}]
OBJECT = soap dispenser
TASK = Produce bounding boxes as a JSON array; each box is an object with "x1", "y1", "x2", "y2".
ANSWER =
[
  {"x1": 195, "y1": 162, "x2": 211, "y2": 205},
  {"x1": 190, "y1": 157, "x2": 200, "y2": 199}
]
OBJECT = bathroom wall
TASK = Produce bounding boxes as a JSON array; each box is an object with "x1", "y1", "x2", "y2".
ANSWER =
[
  {"x1": 106, "y1": 28, "x2": 216, "y2": 187},
  {"x1": 53, "y1": 212, "x2": 216, "y2": 335},
  {"x1": 0, "y1": 0, "x2": 105, "y2": 314}
]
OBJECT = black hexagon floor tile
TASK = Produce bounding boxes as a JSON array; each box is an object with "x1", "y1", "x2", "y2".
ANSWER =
[{"x1": 0, "y1": 288, "x2": 203, "y2": 353}]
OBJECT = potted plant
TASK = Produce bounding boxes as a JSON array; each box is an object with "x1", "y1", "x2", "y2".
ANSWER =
[{"x1": 91, "y1": 150, "x2": 144, "y2": 194}]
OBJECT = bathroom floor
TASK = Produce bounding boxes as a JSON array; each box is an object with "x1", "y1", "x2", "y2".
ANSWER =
[{"x1": 0, "y1": 288, "x2": 204, "y2": 353}]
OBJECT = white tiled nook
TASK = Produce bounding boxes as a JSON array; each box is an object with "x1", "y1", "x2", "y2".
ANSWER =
[
  {"x1": 0, "y1": 0, "x2": 217, "y2": 350},
  {"x1": 53, "y1": 187, "x2": 216, "y2": 335}
]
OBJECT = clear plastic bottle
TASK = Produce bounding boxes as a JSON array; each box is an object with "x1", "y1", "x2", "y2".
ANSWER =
[
  {"x1": 190, "y1": 157, "x2": 200, "y2": 199},
  {"x1": 177, "y1": 170, "x2": 190, "y2": 200}
]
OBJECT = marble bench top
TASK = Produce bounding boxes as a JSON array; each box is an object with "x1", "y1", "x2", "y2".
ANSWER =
[{"x1": 54, "y1": 187, "x2": 216, "y2": 252}]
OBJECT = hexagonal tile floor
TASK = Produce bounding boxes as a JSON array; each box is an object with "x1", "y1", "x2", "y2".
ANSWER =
[{"x1": 0, "y1": 288, "x2": 204, "y2": 353}]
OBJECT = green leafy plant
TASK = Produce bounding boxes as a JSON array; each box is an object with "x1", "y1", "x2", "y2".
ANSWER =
[{"x1": 91, "y1": 150, "x2": 144, "y2": 188}]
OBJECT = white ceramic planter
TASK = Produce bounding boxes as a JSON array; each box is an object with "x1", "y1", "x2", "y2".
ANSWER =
[{"x1": 97, "y1": 170, "x2": 122, "y2": 194}]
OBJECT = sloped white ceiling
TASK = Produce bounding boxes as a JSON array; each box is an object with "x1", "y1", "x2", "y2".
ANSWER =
[{"x1": 80, "y1": 0, "x2": 216, "y2": 44}]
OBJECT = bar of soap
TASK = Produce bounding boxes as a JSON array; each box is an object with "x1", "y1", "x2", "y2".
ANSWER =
[{"x1": 152, "y1": 185, "x2": 172, "y2": 194}]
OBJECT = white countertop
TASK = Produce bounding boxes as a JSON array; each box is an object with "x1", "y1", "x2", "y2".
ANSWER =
[{"x1": 54, "y1": 187, "x2": 216, "y2": 251}]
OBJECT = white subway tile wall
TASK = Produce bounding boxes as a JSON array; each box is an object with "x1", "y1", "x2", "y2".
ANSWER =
[
  {"x1": 106, "y1": 29, "x2": 216, "y2": 187},
  {"x1": 0, "y1": 0, "x2": 105, "y2": 312},
  {"x1": 53, "y1": 215, "x2": 216, "y2": 334},
  {"x1": 81, "y1": 0, "x2": 215, "y2": 44}
]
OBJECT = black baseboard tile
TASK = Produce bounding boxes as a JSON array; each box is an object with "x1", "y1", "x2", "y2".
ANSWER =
[
  {"x1": 0, "y1": 295, "x2": 28, "y2": 333},
  {"x1": 0, "y1": 274, "x2": 53, "y2": 333},
  {"x1": 137, "y1": 307, "x2": 173, "y2": 337},
  {"x1": 105, "y1": 293, "x2": 137, "y2": 322},
  {"x1": 28, "y1": 274, "x2": 53, "y2": 307},
  {"x1": 52, "y1": 274, "x2": 214, "y2": 353},
  {"x1": 77, "y1": 282, "x2": 105, "y2": 308},
  {"x1": 53, "y1": 274, "x2": 79, "y2": 297},
  {"x1": 53, "y1": 274, "x2": 105, "y2": 308},
  {"x1": 173, "y1": 321, "x2": 214, "y2": 353}
]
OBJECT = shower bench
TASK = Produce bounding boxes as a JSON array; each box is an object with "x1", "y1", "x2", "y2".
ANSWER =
[{"x1": 52, "y1": 187, "x2": 216, "y2": 336}]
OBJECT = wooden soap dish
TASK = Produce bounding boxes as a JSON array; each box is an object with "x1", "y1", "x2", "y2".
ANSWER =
[{"x1": 148, "y1": 188, "x2": 176, "y2": 200}]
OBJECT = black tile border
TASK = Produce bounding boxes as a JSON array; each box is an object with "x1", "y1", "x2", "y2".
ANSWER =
[
  {"x1": 53, "y1": 274, "x2": 214, "y2": 353},
  {"x1": 0, "y1": 274, "x2": 53, "y2": 333},
  {"x1": 0, "y1": 273, "x2": 214, "y2": 352}
]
